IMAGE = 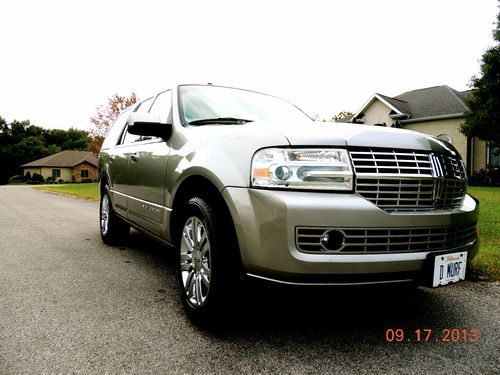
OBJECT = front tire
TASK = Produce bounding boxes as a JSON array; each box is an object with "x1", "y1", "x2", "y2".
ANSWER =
[
  {"x1": 176, "y1": 196, "x2": 238, "y2": 322},
  {"x1": 100, "y1": 185, "x2": 130, "y2": 245}
]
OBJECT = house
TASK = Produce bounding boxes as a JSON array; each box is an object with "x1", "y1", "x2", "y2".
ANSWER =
[
  {"x1": 21, "y1": 150, "x2": 98, "y2": 182},
  {"x1": 346, "y1": 85, "x2": 491, "y2": 176}
]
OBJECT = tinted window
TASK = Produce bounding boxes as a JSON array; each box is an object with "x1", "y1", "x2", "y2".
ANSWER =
[
  {"x1": 118, "y1": 98, "x2": 156, "y2": 145},
  {"x1": 101, "y1": 109, "x2": 131, "y2": 150},
  {"x1": 135, "y1": 97, "x2": 154, "y2": 113},
  {"x1": 121, "y1": 128, "x2": 141, "y2": 145},
  {"x1": 149, "y1": 90, "x2": 172, "y2": 123}
]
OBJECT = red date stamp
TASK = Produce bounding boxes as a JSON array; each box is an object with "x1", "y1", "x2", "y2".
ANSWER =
[{"x1": 385, "y1": 328, "x2": 479, "y2": 343}]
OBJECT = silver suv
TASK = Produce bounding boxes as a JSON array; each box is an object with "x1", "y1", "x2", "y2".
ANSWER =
[{"x1": 99, "y1": 84, "x2": 479, "y2": 319}]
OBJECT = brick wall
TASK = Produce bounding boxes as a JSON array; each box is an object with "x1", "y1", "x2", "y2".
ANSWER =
[{"x1": 72, "y1": 162, "x2": 98, "y2": 182}]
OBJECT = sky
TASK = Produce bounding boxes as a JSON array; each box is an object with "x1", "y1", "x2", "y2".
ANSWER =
[{"x1": 0, "y1": 0, "x2": 498, "y2": 131}]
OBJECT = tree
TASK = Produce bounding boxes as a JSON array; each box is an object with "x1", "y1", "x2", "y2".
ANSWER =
[
  {"x1": 311, "y1": 114, "x2": 323, "y2": 122},
  {"x1": 0, "y1": 116, "x2": 92, "y2": 184},
  {"x1": 460, "y1": 9, "x2": 500, "y2": 150},
  {"x1": 90, "y1": 93, "x2": 138, "y2": 153},
  {"x1": 331, "y1": 111, "x2": 353, "y2": 123},
  {"x1": 44, "y1": 128, "x2": 91, "y2": 151}
]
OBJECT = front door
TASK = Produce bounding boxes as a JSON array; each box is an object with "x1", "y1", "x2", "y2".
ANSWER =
[
  {"x1": 122, "y1": 90, "x2": 173, "y2": 236},
  {"x1": 124, "y1": 139, "x2": 169, "y2": 235}
]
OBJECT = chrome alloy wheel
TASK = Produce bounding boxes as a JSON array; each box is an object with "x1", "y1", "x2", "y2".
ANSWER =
[
  {"x1": 100, "y1": 194, "x2": 110, "y2": 235},
  {"x1": 180, "y1": 216, "x2": 212, "y2": 307}
]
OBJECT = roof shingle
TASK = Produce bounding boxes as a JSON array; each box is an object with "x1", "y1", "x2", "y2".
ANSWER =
[
  {"x1": 21, "y1": 150, "x2": 98, "y2": 168},
  {"x1": 353, "y1": 85, "x2": 471, "y2": 123},
  {"x1": 393, "y1": 85, "x2": 469, "y2": 119}
]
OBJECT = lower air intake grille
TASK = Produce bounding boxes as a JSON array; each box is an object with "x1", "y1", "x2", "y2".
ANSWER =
[{"x1": 296, "y1": 223, "x2": 477, "y2": 254}]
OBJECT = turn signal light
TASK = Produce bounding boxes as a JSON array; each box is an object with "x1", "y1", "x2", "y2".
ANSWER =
[{"x1": 253, "y1": 168, "x2": 270, "y2": 177}]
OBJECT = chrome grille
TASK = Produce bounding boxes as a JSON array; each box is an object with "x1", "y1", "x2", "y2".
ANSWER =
[
  {"x1": 441, "y1": 154, "x2": 467, "y2": 179},
  {"x1": 296, "y1": 223, "x2": 477, "y2": 254},
  {"x1": 434, "y1": 179, "x2": 467, "y2": 207},
  {"x1": 356, "y1": 178, "x2": 466, "y2": 211},
  {"x1": 350, "y1": 150, "x2": 433, "y2": 176},
  {"x1": 350, "y1": 149, "x2": 467, "y2": 211},
  {"x1": 356, "y1": 178, "x2": 435, "y2": 210}
]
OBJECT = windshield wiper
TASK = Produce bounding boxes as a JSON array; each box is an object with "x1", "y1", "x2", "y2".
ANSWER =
[{"x1": 187, "y1": 117, "x2": 254, "y2": 126}]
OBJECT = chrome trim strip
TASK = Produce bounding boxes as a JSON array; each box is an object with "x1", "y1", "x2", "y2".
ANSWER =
[
  {"x1": 246, "y1": 273, "x2": 416, "y2": 286},
  {"x1": 355, "y1": 173, "x2": 434, "y2": 179},
  {"x1": 111, "y1": 189, "x2": 173, "y2": 211}
]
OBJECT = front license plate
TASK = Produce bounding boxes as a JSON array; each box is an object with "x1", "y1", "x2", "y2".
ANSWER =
[{"x1": 432, "y1": 251, "x2": 467, "y2": 287}]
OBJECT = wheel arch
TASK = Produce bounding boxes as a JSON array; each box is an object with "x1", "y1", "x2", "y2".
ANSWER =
[{"x1": 170, "y1": 175, "x2": 243, "y2": 272}]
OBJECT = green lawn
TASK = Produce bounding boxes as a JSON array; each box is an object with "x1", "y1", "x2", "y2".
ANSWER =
[
  {"x1": 467, "y1": 186, "x2": 500, "y2": 281},
  {"x1": 32, "y1": 183, "x2": 499, "y2": 281},
  {"x1": 34, "y1": 182, "x2": 99, "y2": 201}
]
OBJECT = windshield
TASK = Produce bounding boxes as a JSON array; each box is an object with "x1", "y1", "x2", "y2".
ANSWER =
[{"x1": 179, "y1": 85, "x2": 311, "y2": 125}]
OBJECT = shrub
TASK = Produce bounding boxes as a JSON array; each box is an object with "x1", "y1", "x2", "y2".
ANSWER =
[
  {"x1": 24, "y1": 172, "x2": 31, "y2": 181},
  {"x1": 81, "y1": 178, "x2": 93, "y2": 183},
  {"x1": 8, "y1": 175, "x2": 24, "y2": 184},
  {"x1": 46, "y1": 176, "x2": 56, "y2": 183},
  {"x1": 31, "y1": 173, "x2": 45, "y2": 183},
  {"x1": 469, "y1": 165, "x2": 500, "y2": 186},
  {"x1": 58, "y1": 179, "x2": 64, "y2": 183}
]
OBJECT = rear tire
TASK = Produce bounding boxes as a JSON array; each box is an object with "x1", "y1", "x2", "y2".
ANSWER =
[
  {"x1": 100, "y1": 185, "x2": 130, "y2": 245},
  {"x1": 175, "y1": 195, "x2": 239, "y2": 323}
]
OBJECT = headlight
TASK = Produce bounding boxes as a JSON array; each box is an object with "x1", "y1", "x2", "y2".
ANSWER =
[{"x1": 251, "y1": 148, "x2": 353, "y2": 190}]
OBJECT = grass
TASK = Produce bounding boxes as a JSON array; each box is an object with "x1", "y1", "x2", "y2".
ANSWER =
[
  {"x1": 467, "y1": 186, "x2": 500, "y2": 282},
  {"x1": 34, "y1": 182, "x2": 99, "y2": 201},
  {"x1": 32, "y1": 183, "x2": 499, "y2": 281}
]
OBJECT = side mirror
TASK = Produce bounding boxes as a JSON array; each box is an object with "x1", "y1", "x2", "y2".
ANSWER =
[{"x1": 127, "y1": 112, "x2": 172, "y2": 139}]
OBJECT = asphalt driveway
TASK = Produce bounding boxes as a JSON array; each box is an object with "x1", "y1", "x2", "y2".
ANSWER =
[{"x1": 0, "y1": 186, "x2": 498, "y2": 374}]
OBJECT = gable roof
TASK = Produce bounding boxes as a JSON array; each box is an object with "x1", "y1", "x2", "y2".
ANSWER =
[
  {"x1": 352, "y1": 93, "x2": 409, "y2": 122},
  {"x1": 377, "y1": 94, "x2": 411, "y2": 116},
  {"x1": 352, "y1": 85, "x2": 470, "y2": 123},
  {"x1": 21, "y1": 150, "x2": 98, "y2": 168}
]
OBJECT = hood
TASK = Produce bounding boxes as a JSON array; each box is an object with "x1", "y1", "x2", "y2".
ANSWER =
[{"x1": 246, "y1": 121, "x2": 459, "y2": 156}]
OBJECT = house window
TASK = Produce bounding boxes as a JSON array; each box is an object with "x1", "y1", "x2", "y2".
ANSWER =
[
  {"x1": 489, "y1": 146, "x2": 499, "y2": 169},
  {"x1": 81, "y1": 170, "x2": 89, "y2": 178},
  {"x1": 52, "y1": 169, "x2": 61, "y2": 178}
]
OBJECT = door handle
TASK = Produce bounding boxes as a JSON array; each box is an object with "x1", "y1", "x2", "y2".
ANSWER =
[{"x1": 130, "y1": 153, "x2": 139, "y2": 162}]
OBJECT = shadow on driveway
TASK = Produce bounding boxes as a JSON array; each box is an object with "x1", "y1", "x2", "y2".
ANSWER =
[{"x1": 119, "y1": 230, "x2": 465, "y2": 341}]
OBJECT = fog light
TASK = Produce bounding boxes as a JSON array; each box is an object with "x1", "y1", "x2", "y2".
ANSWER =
[{"x1": 320, "y1": 230, "x2": 345, "y2": 251}]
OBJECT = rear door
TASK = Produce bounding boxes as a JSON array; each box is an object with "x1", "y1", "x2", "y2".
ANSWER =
[{"x1": 102, "y1": 109, "x2": 132, "y2": 218}]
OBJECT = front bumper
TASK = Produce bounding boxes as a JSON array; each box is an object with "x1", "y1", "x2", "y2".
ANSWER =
[{"x1": 222, "y1": 187, "x2": 479, "y2": 285}]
